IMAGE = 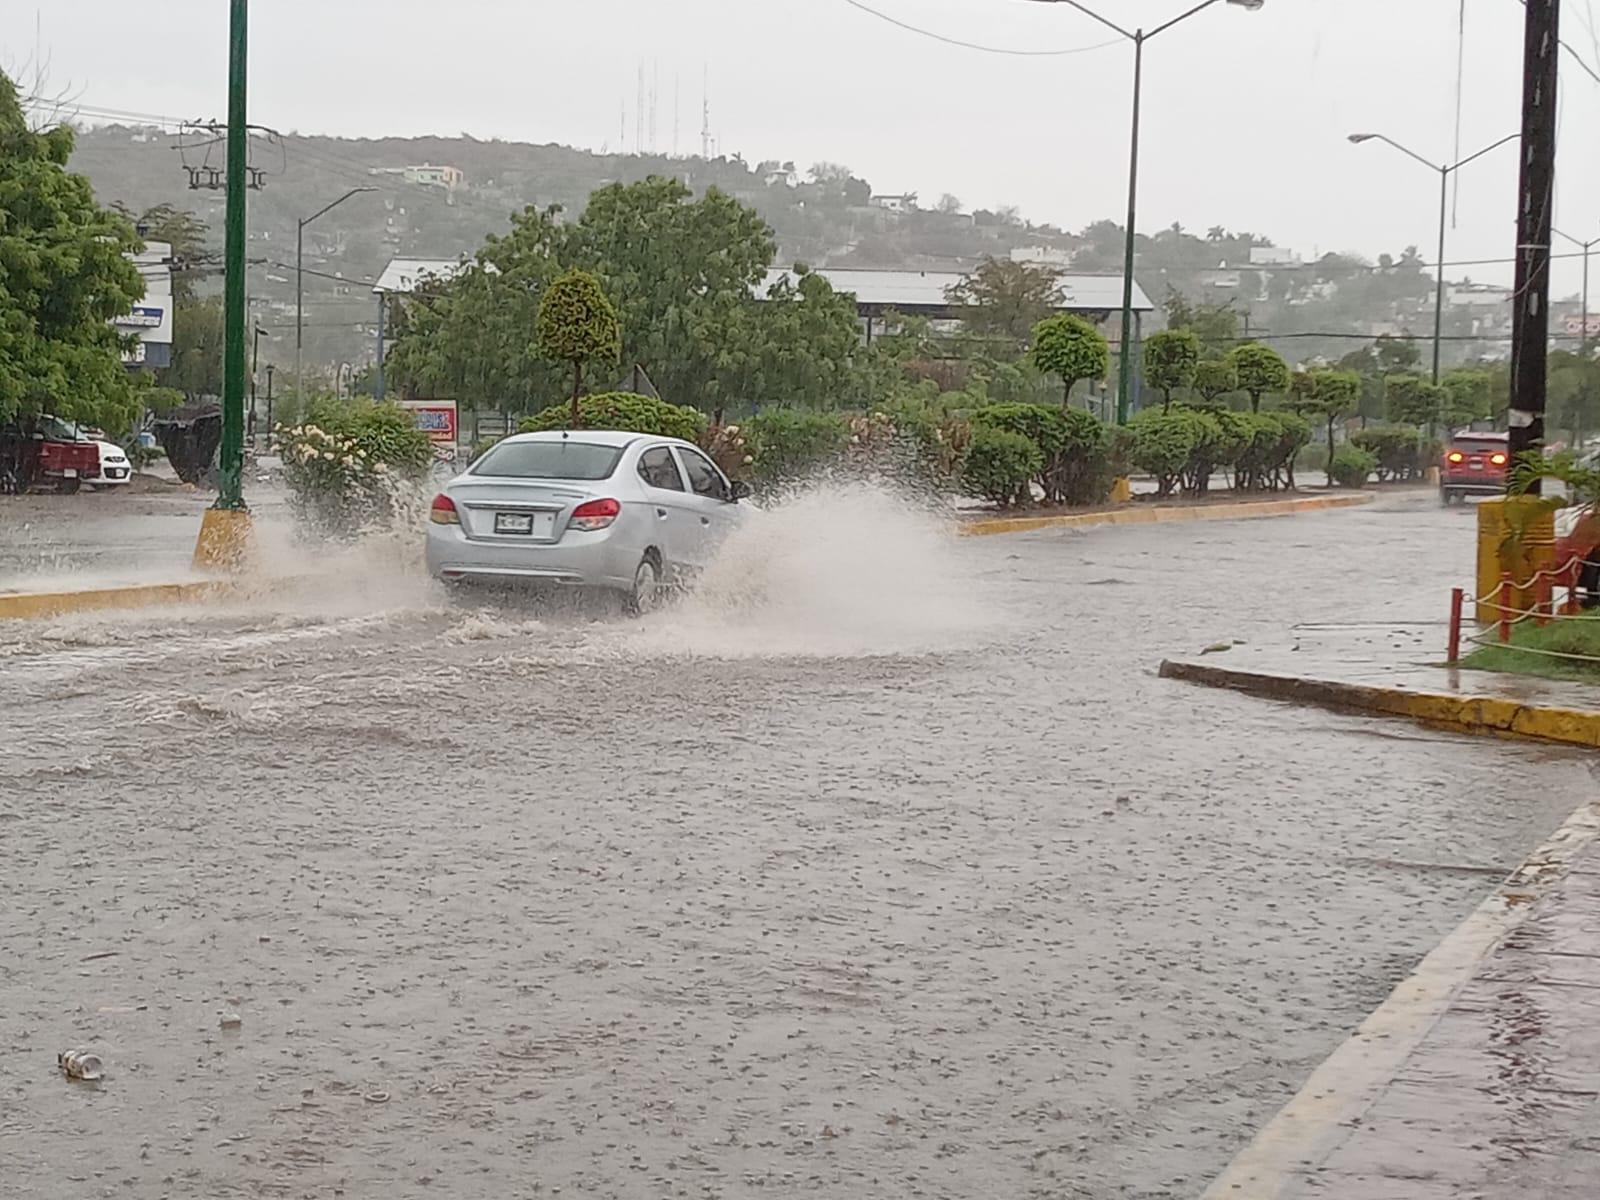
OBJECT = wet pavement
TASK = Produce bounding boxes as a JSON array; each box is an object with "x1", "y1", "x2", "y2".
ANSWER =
[
  {"x1": 1, "y1": 486, "x2": 1593, "y2": 1199},
  {"x1": 1274, "y1": 824, "x2": 1600, "y2": 1198}
]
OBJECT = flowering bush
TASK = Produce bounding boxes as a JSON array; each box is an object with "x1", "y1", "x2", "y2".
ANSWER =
[{"x1": 276, "y1": 400, "x2": 433, "y2": 534}]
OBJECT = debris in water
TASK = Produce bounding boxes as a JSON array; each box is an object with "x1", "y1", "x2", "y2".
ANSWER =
[
  {"x1": 1199, "y1": 641, "x2": 1233, "y2": 655},
  {"x1": 220, "y1": 1011, "x2": 243, "y2": 1030},
  {"x1": 58, "y1": 1049, "x2": 104, "y2": 1081}
]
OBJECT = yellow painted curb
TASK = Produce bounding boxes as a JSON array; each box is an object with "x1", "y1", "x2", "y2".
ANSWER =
[
  {"x1": 1159, "y1": 659, "x2": 1600, "y2": 749},
  {"x1": 959, "y1": 493, "x2": 1374, "y2": 537},
  {"x1": 0, "y1": 580, "x2": 235, "y2": 622}
]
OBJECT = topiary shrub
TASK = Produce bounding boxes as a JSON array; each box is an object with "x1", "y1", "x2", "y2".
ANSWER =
[
  {"x1": 962, "y1": 426, "x2": 1042, "y2": 508},
  {"x1": 1329, "y1": 444, "x2": 1377, "y2": 488},
  {"x1": 1130, "y1": 408, "x2": 1205, "y2": 497},
  {"x1": 972, "y1": 402, "x2": 1108, "y2": 506},
  {"x1": 1351, "y1": 425, "x2": 1426, "y2": 482},
  {"x1": 742, "y1": 409, "x2": 852, "y2": 483},
  {"x1": 1267, "y1": 410, "x2": 1312, "y2": 489},
  {"x1": 520, "y1": 391, "x2": 707, "y2": 443}
]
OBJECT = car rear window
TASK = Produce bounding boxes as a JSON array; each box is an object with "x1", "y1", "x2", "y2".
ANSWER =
[
  {"x1": 1452, "y1": 438, "x2": 1506, "y2": 454},
  {"x1": 472, "y1": 440, "x2": 623, "y2": 481}
]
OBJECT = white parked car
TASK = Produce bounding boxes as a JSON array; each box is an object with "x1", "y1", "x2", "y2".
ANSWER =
[
  {"x1": 90, "y1": 440, "x2": 132, "y2": 486},
  {"x1": 426, "y1": 430, "x2": 750, "y2": 612}
]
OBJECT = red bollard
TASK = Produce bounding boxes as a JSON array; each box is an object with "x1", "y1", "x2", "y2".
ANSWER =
[
  {"x1": 1499, "y1": 571, "x2": 1513, "y2": 643},
  {"x1": 1447, "y1": 587, "x2": 1464, "y2": 663}
]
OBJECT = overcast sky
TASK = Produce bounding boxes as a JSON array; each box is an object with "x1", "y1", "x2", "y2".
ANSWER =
[{"x1": 9, "y1": 0, "x2": 1600, "y2": 295}]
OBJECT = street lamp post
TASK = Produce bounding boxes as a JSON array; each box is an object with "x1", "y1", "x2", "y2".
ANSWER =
[
  {"x1": 1032, "y1": 0, "x2": 1266, "y2": 424},
  {"x1": 1555, "y1": 229, "x2": 1598, "y2": 447},
  {"x1": 1347, "y1": 132, "x2": 1519, "y2": 384},
  {"x1": 296, "y1": 186, "x2": 376, "y2": 400}
]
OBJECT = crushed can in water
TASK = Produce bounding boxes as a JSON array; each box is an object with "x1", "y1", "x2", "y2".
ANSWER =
[{"x1": 58, "y1": 1050, "x2": 104, "y2": 1082}]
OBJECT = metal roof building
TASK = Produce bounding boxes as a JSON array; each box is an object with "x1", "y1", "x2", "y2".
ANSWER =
[
  {"x1": 373, "y1": 257, "x2": 470, "y2": 295},
  {"x1": 757, "y1": 267, "x2": 1153, "y2": 323}
]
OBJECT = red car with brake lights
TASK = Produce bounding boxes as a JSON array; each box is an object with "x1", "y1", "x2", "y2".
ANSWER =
[{"x1": 1439, "y1": 432, "x2": 1509, "y2": 505}]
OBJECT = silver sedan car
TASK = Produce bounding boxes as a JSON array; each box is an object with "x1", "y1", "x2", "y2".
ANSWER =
[{"x1": 426, "y1": 429, "x2": 749, "y2": 611}]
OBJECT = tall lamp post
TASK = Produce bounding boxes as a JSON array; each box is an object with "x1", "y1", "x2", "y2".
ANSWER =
[
  {"x1": 1347, "y1": 131, "x2": 1519, "y2": 383},
  {"x1": 1555, "y1": 229, "x2": 1598, "y2": 448},
  {"x1": 296, "y1": 186, "x2": 376, "y2": 399},
  {"x1": 1030, "y1": 0, "x2": 1267, "y2": 424}
]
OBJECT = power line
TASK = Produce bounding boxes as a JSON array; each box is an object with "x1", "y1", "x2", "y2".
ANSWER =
[{"x1": 839, "y1": 0, "x2": 1121, "y2": 56}]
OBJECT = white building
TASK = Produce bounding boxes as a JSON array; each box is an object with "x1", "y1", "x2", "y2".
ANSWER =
[
  {"x1": 869, "y1": 192, "x2": 918, "y2": 214},
  {"x1": 116, "y1": 241, "x2": 173, "y2": 369}
]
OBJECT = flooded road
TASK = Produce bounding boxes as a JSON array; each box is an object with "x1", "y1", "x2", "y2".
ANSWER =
[{"x1": 1, "y1": 488, "x2": 1589, "y2": 1199}]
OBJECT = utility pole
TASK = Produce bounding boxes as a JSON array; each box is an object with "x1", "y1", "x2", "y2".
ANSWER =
[
  {"x1": 264, "y1": 364, "x2": 275, "y2": 436},
  {"x1": 1507, "y1": 0, "x2": 1559, "y2": 489},
  {"x1": 218, "y1": 0, "x2": 247, "y2": 510}
]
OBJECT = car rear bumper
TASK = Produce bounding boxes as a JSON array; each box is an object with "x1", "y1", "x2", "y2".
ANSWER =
[
  {"x1": 425, "y1": 524, "x2": 639, "y2": 590},
  {"x1": 1441, "y1": 478, "x2": 1505, "y2": 495}
]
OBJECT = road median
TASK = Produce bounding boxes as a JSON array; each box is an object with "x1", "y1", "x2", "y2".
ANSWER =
[
  {"x1": 960, "y1": 492, "x2": 1373, "y2": 537},
  {"x1": 1159, "y1": 657, "x2": 1600, "y2": 748}
]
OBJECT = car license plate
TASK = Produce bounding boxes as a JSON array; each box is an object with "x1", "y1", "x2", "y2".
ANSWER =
[
  {"x1": 495, "y1": 512, "x2": 536, "y2": 535},
  {"x1": 62, "y1": 468, "x2": 77, "y2": 478}
]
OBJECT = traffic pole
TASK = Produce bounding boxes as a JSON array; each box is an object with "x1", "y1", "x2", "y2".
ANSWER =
[{"x1": 193, "y1": 0, "x2": 254, "y2": 569}]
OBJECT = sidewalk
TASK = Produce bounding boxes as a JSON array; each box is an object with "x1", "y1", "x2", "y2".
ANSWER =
[
  {"x1": 1161, "y1": 625, "x2": 1600, "y2": 748},
  {"x1": 1205, "y1": 800, "x2": 1600, "y2": 1199}
]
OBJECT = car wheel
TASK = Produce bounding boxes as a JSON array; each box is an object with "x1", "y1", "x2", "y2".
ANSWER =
[
  {"x1": 624, "y1": 554, "x2": 663, "y2": 617},
  {"x1": 59, "y1": 477, "x2": 81, "y2": 495}
]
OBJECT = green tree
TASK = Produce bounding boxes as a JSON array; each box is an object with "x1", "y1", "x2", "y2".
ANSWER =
[
  {"x1": 386, "y1": 205, "x2": 568, "y2": 415},
  {"x1": 536, "y1": 268, "x2": 622, "y2": 423},
  {"x1": 1289, "y1": 369, "x2": 1361, "y2": 485},
  {"x1": 161, "y1": 295, "x2": 225, "y2": 401},
  {"x1": 115, "y1": 203, "x2": 214, "y2": 304},
  {"x1": 1161, "y1": 289, "x2": 1241, "y2": 356},
  {"x1": 1029, "y1": 314, "x2": 1109, "y2": 408},
  {"x1": 945, "y1": 257, "x2": 1062, "y2": 345},
  {"x1": 0, "y1": 74, "x2": 145, "y2": 432},
  {"x1": 1143, "y1": 329, "x2": 1201, "y2": 411},
  {"x1": 1438, "y1": 367, "x2": 1492, "y2": 430},
  {"x1": 1384, "y1": 373, "x2": 1440, "y2": 430},
  {"x1": 733, "y1": 267, "x2": 863, "y2": 411},
  {"x1": 572, "y1": 176, "x2": 775, "y2": 413},
  {"x1": 1228, "y1": 342, "x2": 1291, "y2": 413},
  {"x1": 1189, "y1": 359, "x2": 1239, "y2": 409}
]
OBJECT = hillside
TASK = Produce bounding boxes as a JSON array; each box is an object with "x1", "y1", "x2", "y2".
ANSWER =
[{"x1": 67, "y1": 125, "x2": 1446, "y2": 379}]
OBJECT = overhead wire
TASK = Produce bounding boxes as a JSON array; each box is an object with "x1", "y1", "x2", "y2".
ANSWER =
[{"x1": 838, "y1": 0, "x2": 1122, "y2": 56}]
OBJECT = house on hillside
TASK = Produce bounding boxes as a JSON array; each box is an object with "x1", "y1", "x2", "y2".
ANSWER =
[{"x1": 869, "y1": 192, "x2": 917, "y2": 214}]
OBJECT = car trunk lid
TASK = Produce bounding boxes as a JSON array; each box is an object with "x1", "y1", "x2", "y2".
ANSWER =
[{"x1": 448, "y1": 477, "x2": 596, "y2": 543}]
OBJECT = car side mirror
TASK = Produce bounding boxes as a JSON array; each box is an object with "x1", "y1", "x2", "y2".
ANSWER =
[{"x1": 728, "y1": 479, "x2": 752, "y2": 502}]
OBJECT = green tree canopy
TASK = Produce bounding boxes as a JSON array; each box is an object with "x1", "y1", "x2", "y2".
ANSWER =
[
  {"x1": 1029, "y1": 313, "x2": 1109, "y2": 408},
  {"x1": 535, "y1": 268, "x2": 622, "y2": 421},
  {"x1": 573, "y1": 176, "x2": 775, "y2": 412},
  {"x1": 0, "y1": 74, "x2": 144, "y2": 431},
  {"x1": 1384, "y1": 373, "x2": 1441, "y2": 429},
  {"x1": 1228, "y1": 342, "x2": 1291, "y2": 413},
  {"x1": 1438, "y1": 367, "x2": 1493, "y2": 430},
  {"x1": 946, "y1": 257, "x2": 1062, "y2": 345},
  {"x1": 1161, "y1": 289, "x2": 1241, "y2": 357},
  {"x1": 730, "y1": 266, "x2": 863, "y2": 412},
  {"x1": 1189, "y1": 358, "x2": 1239, "y2": 409},
  {"x1": 1143, "y1": 329, "x2": 1201, "y2": 411},
  {"x1": 1290, "y1": 369, "x2": 1361, "y2": 482}
]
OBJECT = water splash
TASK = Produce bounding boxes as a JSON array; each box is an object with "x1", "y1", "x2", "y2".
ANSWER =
[{"x1": 632, "y1": 480, "x2": 998, "y2": 658}]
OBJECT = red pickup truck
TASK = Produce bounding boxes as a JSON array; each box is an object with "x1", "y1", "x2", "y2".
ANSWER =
[{"x1": 0, "y1": 416, "x2": 102, "y2": 493}]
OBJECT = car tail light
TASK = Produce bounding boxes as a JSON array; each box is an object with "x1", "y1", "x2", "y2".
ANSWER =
[
  {"x1": 1490, "y1": 452, "x2": 1508, "y2": 466},
  {"x1": 1447, "y1": 451, "x2": 1465, "y2": 463},
  {"x1": 569, "y1": 497, "x2": 621, "y2": 531},
  {"x1": 429, "y1": 493, "x2": 460, "y2": 525}
]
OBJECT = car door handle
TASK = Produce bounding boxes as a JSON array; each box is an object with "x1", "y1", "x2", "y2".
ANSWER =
[
  {"x1": 700, "y1": 516, "x2": 711, "y2": 525},
  {"x1": 656, "y1": 507, "x2": 668, "y2": 518}
]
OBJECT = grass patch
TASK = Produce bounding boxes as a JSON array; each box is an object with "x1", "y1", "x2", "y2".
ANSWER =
[{"x1": 1460, "y1": 612, "x2": 1600, "y2": 683}]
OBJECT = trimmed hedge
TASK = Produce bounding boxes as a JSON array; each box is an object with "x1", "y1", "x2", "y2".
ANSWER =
[{"x1": 519, "y1": 391, "x2": 707, "y2": 443}]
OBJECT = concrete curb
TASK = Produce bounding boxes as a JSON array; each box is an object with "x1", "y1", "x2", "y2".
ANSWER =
[
  {"x1": 0, "y1": 580, "x2": 234, "y2": 622},
  {"x1": 958, "y1": 493, "x2": 1374, "y2": 538},
  {"x1": 1158, "y1": 659, "x2": 1600, "y2": 749},
  {"x1": 1201, "y1": 797, "x2": 1600, "y2": 1199}
]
